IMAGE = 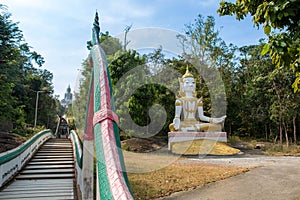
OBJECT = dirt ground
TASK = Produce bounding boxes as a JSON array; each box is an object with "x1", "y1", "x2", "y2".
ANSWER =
[
  {"x1": 122, "y1": 138, "x2": 254, "y2": 199},
  {"x1": 122, "y1": 138, "x2": 300, "y2": 200},
  {"x1": 121, "y1": 137, "x2": 168, "y2": 153},
  {"x1": 0, "y1": 132, "x2": 25, "y2": 153}
]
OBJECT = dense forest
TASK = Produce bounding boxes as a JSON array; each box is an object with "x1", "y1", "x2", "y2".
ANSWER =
[
  {"x1": 73, "y1": 8, "x2": 299, "y2": 146},
  {"x1": 0, "y1": 5, "x2": 61, "y2": 135}
]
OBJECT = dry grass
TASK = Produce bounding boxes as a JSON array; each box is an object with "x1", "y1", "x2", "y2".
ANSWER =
[
  {"x1": 123, "y1": 151, "x2": 248, "y2": 200},
  {"x1": 123, "y1": 151, "x2": 181, "y2": 173},
  {"x1": 122, "y1": 138, "x2": 246, "y2": 199},
  {"x1": 127, "y1": 162, "x2": 248, "y2": 200},
  {"x1": 265, "y1": 144, "x2": 300, "y2": 156}
]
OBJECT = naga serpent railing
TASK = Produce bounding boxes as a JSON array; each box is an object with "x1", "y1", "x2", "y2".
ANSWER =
[{"x1": 77, "y1": 12, "x2": 134, "y2": 200}]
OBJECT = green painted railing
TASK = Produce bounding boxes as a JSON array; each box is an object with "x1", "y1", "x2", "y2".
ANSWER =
[
  {"x1": 70, "y1": 130, "x2": 83, "y2": 168},
  {"x1": 69, "y1": 129, "x2": 84, "y2": 198}
]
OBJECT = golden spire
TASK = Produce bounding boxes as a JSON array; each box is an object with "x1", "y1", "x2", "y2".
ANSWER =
[{"x1": 182, "y1": 66, "x2": 194, "y2": 79}]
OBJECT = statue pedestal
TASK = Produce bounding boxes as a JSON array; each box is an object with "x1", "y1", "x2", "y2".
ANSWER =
[{"x1": 168, "y1": 132, "x2": 227, "y2": 151}]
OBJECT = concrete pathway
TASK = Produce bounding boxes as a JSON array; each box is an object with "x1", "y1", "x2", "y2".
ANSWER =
[{"x1": 162, "y1": 156, "x2": 300, "y2": 200}]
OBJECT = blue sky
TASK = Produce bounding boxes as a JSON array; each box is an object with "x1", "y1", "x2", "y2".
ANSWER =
[{"x1": 2, "y1": 0, "x2": 265, "y2": 99}]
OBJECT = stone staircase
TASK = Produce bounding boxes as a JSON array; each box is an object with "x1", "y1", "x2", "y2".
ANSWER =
[{"x1": 0, "y1": 138, "x2": 76, "y2": 199}]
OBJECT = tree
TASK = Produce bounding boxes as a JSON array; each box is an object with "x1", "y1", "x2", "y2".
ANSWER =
[
  {"x1": 109, "y1": 50, "x2": 146, "y2": 86},
  {"x1": 235, "y1": 44, "x2": 275, "y2": 138},
  {"x1": 72, "y1": 59, "x2": 92, "y2": 136},
  {"x1": 123, "y1": 24, "x2": 132, "y2": 51},
  {"x1": 110, "y1": 50, "x2": 148, "y2": 137},
  {"x1": 110, "y1": 48, "x2": 176, "y2": 138},
  {"x1": 229, "y1": 41, "x2": 300, "y2": 144},
  {"x1": 0, "y1": 5, "x2": 56, "y2": 133},
  {"x1": 177, "y1": 14, "x2": 235, "y2": 123},
  {"x1": 0, "y1": 5, "x2": 24, "y2": 125},
  {"x1": 218, "y1": 0, "x2": 300, "y2": 92},
  {"x1": 100, "y1": 31, "x2": 123, "y2": 56}
]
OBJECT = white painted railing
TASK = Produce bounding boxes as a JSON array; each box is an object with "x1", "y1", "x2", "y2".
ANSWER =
[
  {"x1": 69, "y1": 130, "x2": 83, "y2": 197},
  {"x1": 0, "y1": 129, "x2": 53, "y2": 187}
]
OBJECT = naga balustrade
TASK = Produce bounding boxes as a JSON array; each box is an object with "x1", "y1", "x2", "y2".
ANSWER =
[{"x1": 71, "y1": 12, "x2": 134, "y2": 200}]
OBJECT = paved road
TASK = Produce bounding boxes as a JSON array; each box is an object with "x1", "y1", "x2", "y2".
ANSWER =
[{"x1": 162, "y1": 155, "x2": 300, "y2": 200}]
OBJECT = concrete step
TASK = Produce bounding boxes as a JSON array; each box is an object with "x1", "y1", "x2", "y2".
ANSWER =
[
  {"x1": 26, "y1": 161, "x2": 74, "y2": 165},
  {"x1": 16, "y1": 173, "x2": 75, "y2": 179},
  {"x1": 25, "y1": 164, "x2": 74, "y2": 170},
  {"x1": 21, "y1": 168, "x2": 74, "y2": 175}
]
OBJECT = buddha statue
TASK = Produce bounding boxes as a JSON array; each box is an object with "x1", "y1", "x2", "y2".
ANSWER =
[{"x1": 169, "y1": 67, "x2": 226, "y2": 132}]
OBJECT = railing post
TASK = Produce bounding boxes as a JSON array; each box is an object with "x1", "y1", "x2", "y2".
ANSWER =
[{"x1": 82, "y1": 76, "x2": 95, "y2": 200}]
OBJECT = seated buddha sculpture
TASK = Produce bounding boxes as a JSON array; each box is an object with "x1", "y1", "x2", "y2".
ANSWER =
[{"x1": 169, "y1": 67, "x2": 226, "y2": 132}]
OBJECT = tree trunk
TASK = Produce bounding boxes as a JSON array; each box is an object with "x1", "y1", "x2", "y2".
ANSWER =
[
  {"x1": 265, "y1": 124, "x2": 268, "y2": 141},
  {"x1": 293, "y1": 116, "x2": 297, "y2": 144},
  {"x1": 279, "y1": 124, "x2": 283, "y2": 145},
  {"x1": 283, "y1": 122, "x2": 289, "y2": 147}
]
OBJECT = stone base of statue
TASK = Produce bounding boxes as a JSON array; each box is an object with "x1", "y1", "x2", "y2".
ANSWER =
[
  {"x1": 168, "y1": 132, "x2": 227, "y2": 150},
  {"x1": 168, "y1": 132, "x2": 239, "y2": 155}
]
